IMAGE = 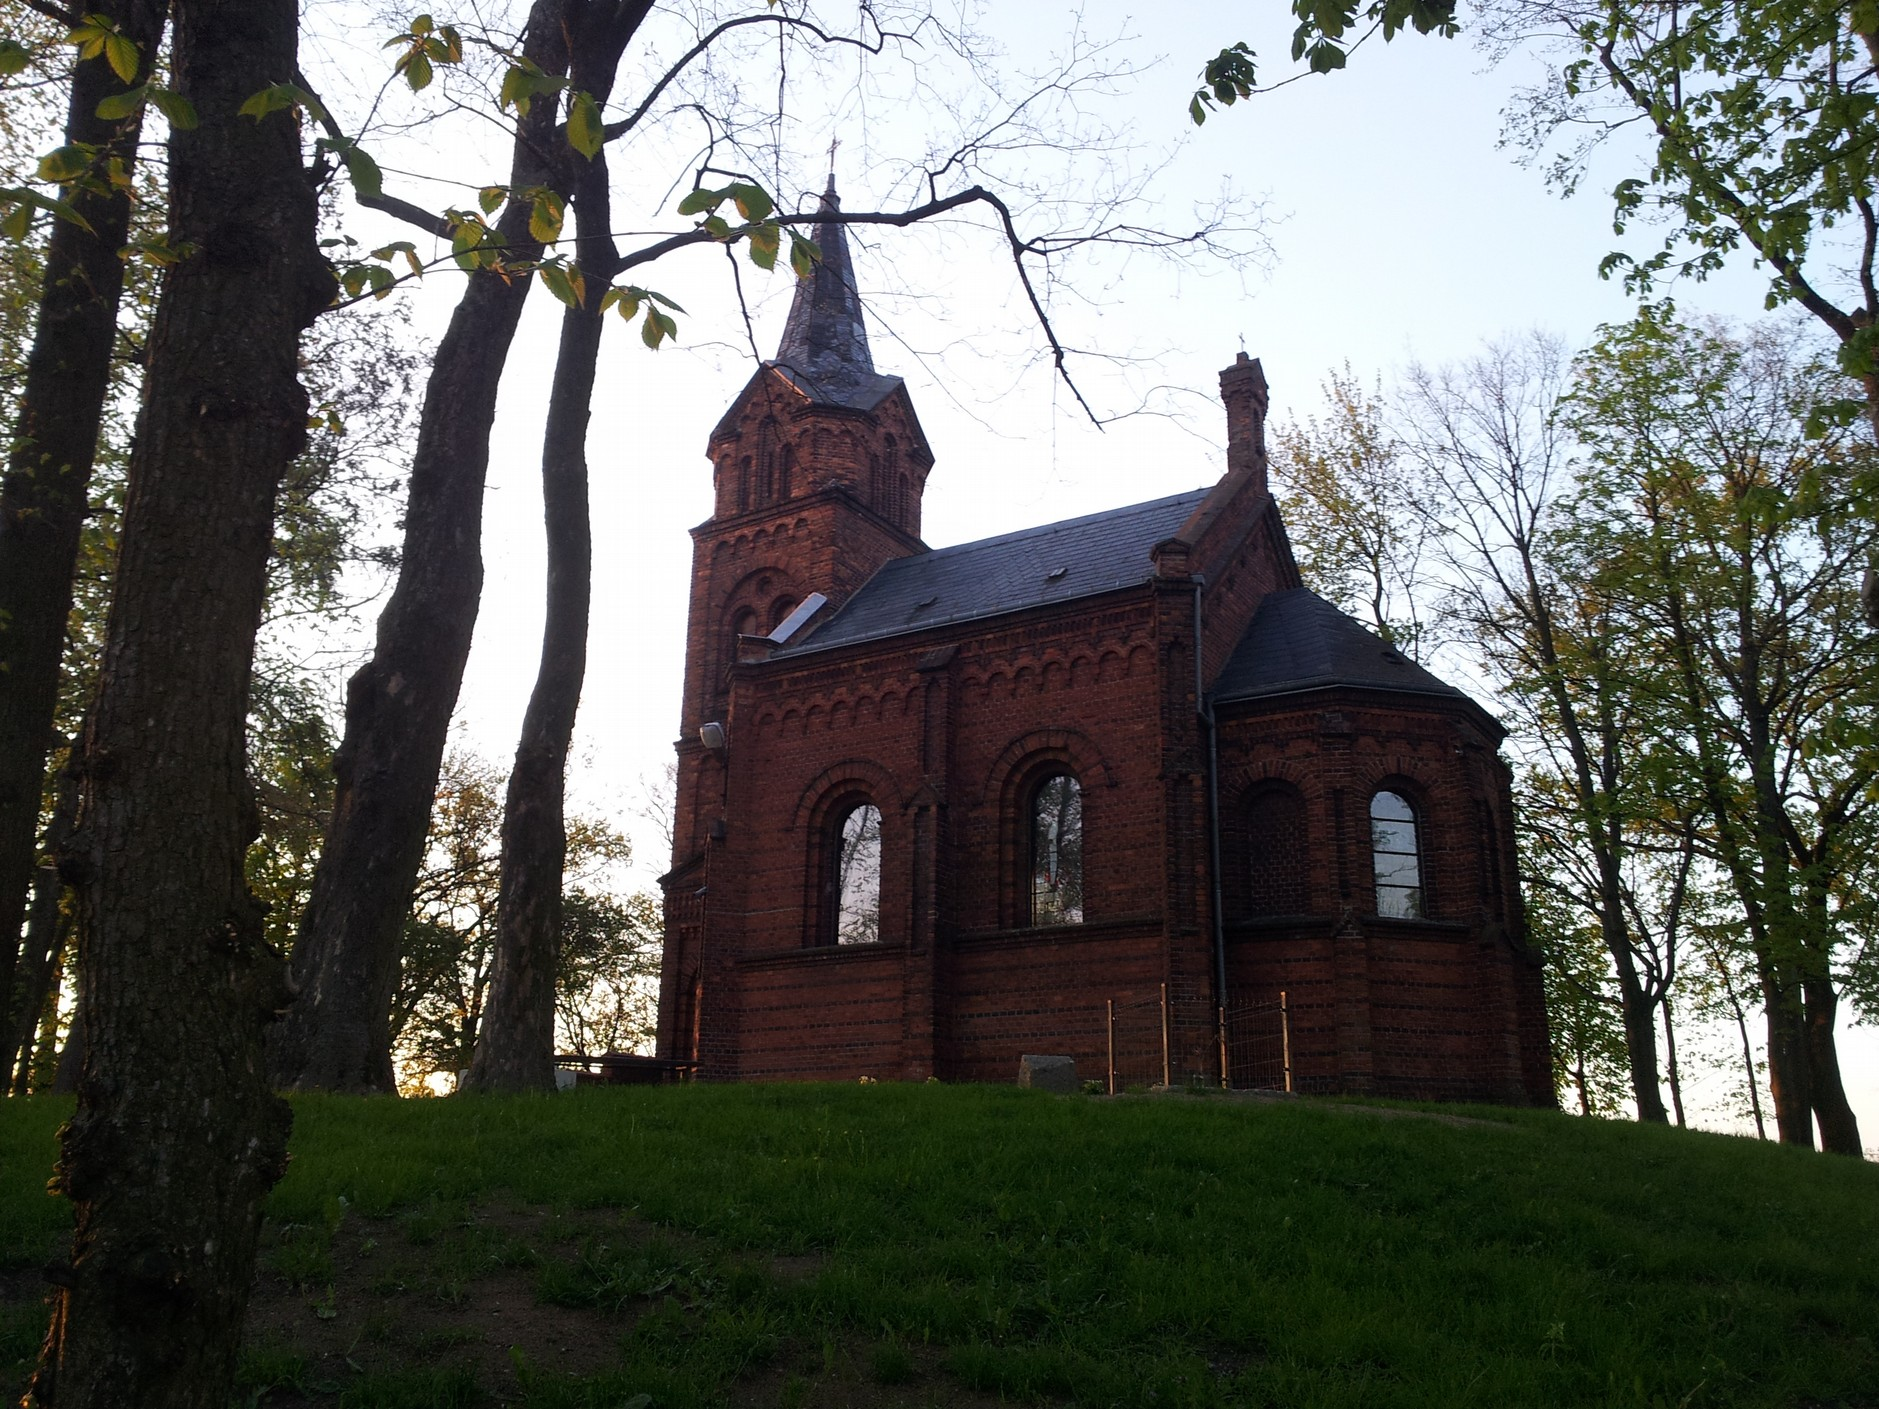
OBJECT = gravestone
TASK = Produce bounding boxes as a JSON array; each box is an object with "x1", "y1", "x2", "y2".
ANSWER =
[{"x1": 1017, "y1": 1054, "x2": 1078, "y2": 1094}]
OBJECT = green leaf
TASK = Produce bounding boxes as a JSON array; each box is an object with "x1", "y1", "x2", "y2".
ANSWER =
[
  {"x1": 373, "y1": 240, "x2": 423, "y2": 276},
  {"x1": 147, "y1": 86, "x2": 198, "y2": 129},
  {"x1": 36, "y1": 144, "x2": 93, "y2": 183},
  {"x1": 747, "y1": 220, "x2": 779, "y2": 270},
  {"x1": 641, "y1": 306, "x2": 677, "y2": 349},
  {"x1": 567, "y1": 90, "x2": 603, "y2": 159},
  {"x1": 676, "y1": 187, "x2": 722, "y2": 217},
  {"x1": 403, "y1": 50, "x2": 432, "y2": 91},
  {"x1": 788, "y1": 234, "x2": 821, "y2": 279},
  {"x1": 101, "y1": 30, "x2": 137, "y2": 83},
  {"x1": 539, "y1": 261, "x2": 579, "y2": 308},
  {"x1": 409, "y1": 12, "x2": 434, "y2": 35},
  {"x1": 479, "y1": 186, "x2": 507, "y2": 216},
  {"x1": 339, "y1": 142, "x2": 383, "y2": 199},
  {"x1": 701, "y1": 213, "x2": 730, "y2": 241},
  {"x1": 646, "y1": 290, "x2": 686, "y2": 313},
  {"x1": 0, "y1": 202, "x2": 31, "y2": 240},
  {"x1": 94, "y1": 84, "x2": 146, "y2": 120},
  {"x1": 239, "y1": 82, "x2": 314, "y2": 122},
  {"x1": 499, "y1": 62, "x2": 564, "y2": 116},
  {"x1": 727, "y1": 182, "x2": 774, "y2": 221},
  {"x1": 0, "y1": 39, "x2": 33, "y2": 75},
  {"x1": 528, "y1": 189, "x2": 564, "y2": 245}
]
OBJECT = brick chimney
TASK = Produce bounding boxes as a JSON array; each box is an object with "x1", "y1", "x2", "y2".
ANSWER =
[{"x1": 1219, "y1": 351, "x2": 1269, "y2": 496}]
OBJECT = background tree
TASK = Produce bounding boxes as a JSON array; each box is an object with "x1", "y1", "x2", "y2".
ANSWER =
[
  {"x1": 1399, "y1": 332, "x2": 1672, "y2": 1122},
  {"x1": 393, "y1": 751, "x2": 651, "y2": 1094},
  {"x1": 1269, "y1": 363, "x2": 1430, "y2": 656},
  {"x1": 1558, "y1": 310, "x2": 1879, "y2": 1154}
]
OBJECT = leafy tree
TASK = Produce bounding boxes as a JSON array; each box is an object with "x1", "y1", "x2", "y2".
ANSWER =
[
  {"x1": 1558, "y1": 309, "x2": 1879, "y2": 1154},
  {"x1": 1269, "y1": 364, "x2": 1430, "y2": 655},
  {"x1": 392, "y1": 750, "x2": 654, "y2": 1094},
  {"x1": 1399, "y1": 332, "x2": 1673, "y2": 1122}
]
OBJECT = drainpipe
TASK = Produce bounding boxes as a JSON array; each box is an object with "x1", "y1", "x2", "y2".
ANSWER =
[{"x1": 1193, "y1": 579, "x2": 1229, "y2": 1085}]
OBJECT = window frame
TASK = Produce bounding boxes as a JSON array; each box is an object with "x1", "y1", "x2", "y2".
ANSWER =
[
  {"x1": 1027, "y1": 770, "x2": 1085, "y2": 928},
  {"x1": 1369, "y1": 787, "x2": 1425, "y2": 920},
  {"x1": 818, "y1": 797, "x2": 884, "y2": 946}
]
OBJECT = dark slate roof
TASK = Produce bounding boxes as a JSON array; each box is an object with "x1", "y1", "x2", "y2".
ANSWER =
[
  {"x1": 1214, "y1": 588, "x2": 1465, "y2": 703},
  {"x1": 775, "y1": 488, "x2": 1211, "y2": 656},
  {"x1": 769, "y1": 178, "x2": 903, "y2": 413}
]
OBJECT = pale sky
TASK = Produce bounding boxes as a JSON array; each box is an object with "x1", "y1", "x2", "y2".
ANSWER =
[{"x1": 296, "y1": 1, "x2": 1874, "y2": 1145}]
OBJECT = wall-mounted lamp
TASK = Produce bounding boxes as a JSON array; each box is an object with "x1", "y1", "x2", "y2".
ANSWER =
[{"x1": 699, "y1": 721, "x2": 727, "y2": 751}]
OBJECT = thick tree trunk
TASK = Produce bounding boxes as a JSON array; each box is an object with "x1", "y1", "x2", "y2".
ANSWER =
[
  {"x1": 0, "y1": 0, "x2": 166, "y2": 1034},
  {"x1": 470, "y1": 7, "x2": 643, "y2": 1091},
  {"x1": 1760, "y1": 960, "x2": 1813, "y2": 1146},
  {"x1": 1802, "y1": 976, "x2": 1864, "y2": 1155},
  {"x1": 269, "y1": 0, "x2": 573, "y2": 1093},
  {"x1": 27, "y1": 0, "x2": 331, "y2": 1402}
]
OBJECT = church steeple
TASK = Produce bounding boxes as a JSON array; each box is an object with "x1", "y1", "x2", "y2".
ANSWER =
[{"x1": 774, "y1": 177, "x2": 874, "y2": 390}]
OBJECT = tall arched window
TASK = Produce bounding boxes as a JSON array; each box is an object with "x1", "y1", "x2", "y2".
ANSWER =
[
  {"x1": 1030, "y1": 773, "x2": 1084, "y2": 926},
  {"x1": 1370, "y1": 790, "x2": 1423, "y2": 919},
  {"x1": 1246, "y1": 786, "x2": 1308, "y2": 915},
  {"x1": 827, "y1": 802, "x2": 882, "y2": 944}
]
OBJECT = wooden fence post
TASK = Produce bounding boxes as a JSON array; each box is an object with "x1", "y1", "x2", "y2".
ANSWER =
[{"x1": 1106, "y1": 999, "x2": 1116, "y2": 1096}]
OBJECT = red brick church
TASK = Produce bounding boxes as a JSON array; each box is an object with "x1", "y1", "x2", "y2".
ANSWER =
[{"x1": 656, "y1": 185, "x2": 1553, "y2": 1104}]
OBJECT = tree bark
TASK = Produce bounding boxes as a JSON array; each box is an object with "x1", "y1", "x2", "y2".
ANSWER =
[
  {"x1": 1803, "y1": 975, "x2": 1864, "y2": 1155},
  {"x1": 6, "y1": 744, "x2": 79, "y2": 1089},
  {"x1": 27, "y1": 0, "x2": 331, "y2": 1401},
  {"x1": 269, "y1": 0, "x2": 574, "y2": 1093},
  {"x1": 470, "y1": 2, "x2": 646, "y2": 1092},
  {"x1": 465, "y1": 293, "x2": 600, "y2": 1092},
  {"x1": 1660, "y1": 992, "x2": 1685, "y2": 1128},
  {"x1": 0, "y1": 0, "x2": 166, "y2": 1040}
]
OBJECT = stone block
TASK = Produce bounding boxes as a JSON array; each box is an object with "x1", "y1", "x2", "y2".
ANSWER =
[{"x1": 1017, "y1": 1053, "x2": 1079, "y2": 1094}]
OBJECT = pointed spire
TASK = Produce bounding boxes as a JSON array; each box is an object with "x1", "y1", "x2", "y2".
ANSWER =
[{"x1": 774, "y1": 176, "x2": 874, "y2": 382}]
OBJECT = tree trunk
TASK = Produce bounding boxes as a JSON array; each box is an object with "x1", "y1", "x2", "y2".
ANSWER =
[
  {"x1": 0, "y1": 0, "x2": 166, "y2": 1036},
  {"x1": 27, "y1": 0, "x2": 331, "y2": 1401},
  {"x1": 15, "y1": 903, "x2": 69, "y2": 1095},
  {"x1": 1802, "y1": 976, "x2": 1863, "y2": 1155},
  {"x1": 1660, "y1": 992, "x2": 1685, "y2": 1128},
  {"x1": 467, "y1": 296, "x2": 600, "y2": 1092},
  {"x1": 6, "y1": 746, "x2": 80, "y2": 1088},
  {"x1": 1759, "y1": 960, "x2": 1813, "y2": 1147},
  {"x1": 1603, "y1": 879, "x2": 1668, "y2": 1124},
  {"x1": 1717, "y1": 959, "x2": 1766, "y2": 1140},
  {"x1": 269, "y1": 0, "x2": 573, "y2": 1093},
  {"x1": 50, "y1": 997, "x2": 81, "y2": 1095},
  {"x1": 470, "y1": 5, "x2": 643, "y2": 1092}
]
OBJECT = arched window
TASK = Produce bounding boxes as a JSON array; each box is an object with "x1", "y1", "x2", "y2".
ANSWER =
[
  {"x1": 1030, "y1": 773, "x2": 1084, "y2": 926},
  {"x1": 827, "y1": 802, "x2": 882, "y2": 944},
  {"x1": 1246, "y1": 786, "x2": 1308, "y2": 915},
  {"x1": 1370, "y1": 790, "x2": 1423, "y2": 919}
]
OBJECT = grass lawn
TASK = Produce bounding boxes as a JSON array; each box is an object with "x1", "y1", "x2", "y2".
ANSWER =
[{"x1": 2, "y1": 1083, "x2": 1876, "y2": 1407}]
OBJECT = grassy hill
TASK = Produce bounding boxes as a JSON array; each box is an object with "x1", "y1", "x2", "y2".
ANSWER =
[{"x1": 3, "y1": 1084, "x2": 1876, "y2": 1408}]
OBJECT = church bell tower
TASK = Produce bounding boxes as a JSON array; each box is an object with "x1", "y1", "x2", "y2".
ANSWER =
[{"x1": 660, "y1": 180, "x2": 937, "y2": 1045}]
